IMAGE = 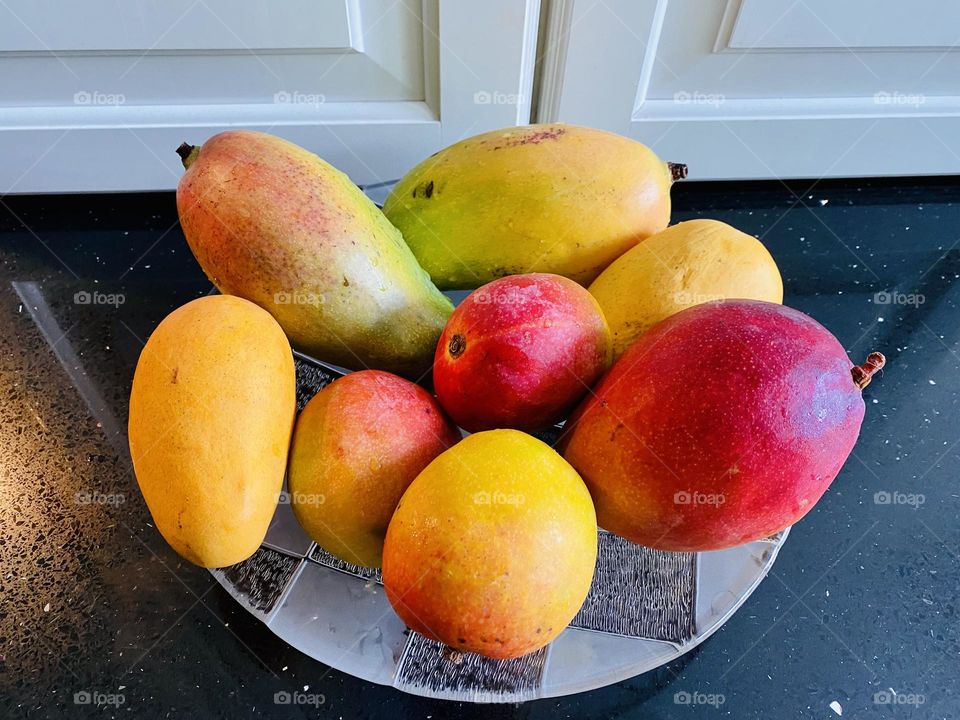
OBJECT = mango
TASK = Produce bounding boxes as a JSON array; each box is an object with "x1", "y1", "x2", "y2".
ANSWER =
[
  {"x1": 433, "y1": 273, "x2": 611, "y2": 432},
  {"x1": 287, "y1": 370, "x2": 460, "y2": 568},
  {"x1": 382, "y1": 430, "x2": 597, "y2": 660},
  {"x1": 176, "y1": 130, "x2": 453, "y2": 378},
  {"x1": 589, "y1": 219, "x2": 783, "y2": 358},
  {"x1": 128, "y1": 295, "x2": 295, "y2": 567},
  {"x1": 382, "y1": 123, "x2": 682, "y2": 289},
  {"x1": 561, "y1": 300, "x2": 883, "y2": 551}
]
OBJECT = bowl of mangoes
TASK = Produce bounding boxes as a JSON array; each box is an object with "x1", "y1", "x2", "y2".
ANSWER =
[{"x1": 127, "y1": 124, "x2": 884, "y2": 701}]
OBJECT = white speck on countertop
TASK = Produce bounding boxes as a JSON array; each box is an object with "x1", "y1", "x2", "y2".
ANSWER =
[
  {"x1": 929, "y1": 380, "x2": 936, "y2": 385},
  {"x1": 282, "y1": 666, "x2": 288, "y2": 672},
  {"x1": 820, "y1": 199, "x2": 829, "y2": 206},
  {"x1": 830, "y1": 700, "x2": 842, "y2": 715},
  {"x1": 878, "y1": 317, "x2": 884, "y2": 322},
  {"x1": 43, "y1": 603, "x2": 50, "y2": 612}
]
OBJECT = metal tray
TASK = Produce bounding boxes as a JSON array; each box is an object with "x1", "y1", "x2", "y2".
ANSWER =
[{"x1": 210, "y1": 352, "x2": 789, "y2": 703}]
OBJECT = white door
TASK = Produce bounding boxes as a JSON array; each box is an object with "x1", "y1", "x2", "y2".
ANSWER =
[
  {"x1": 0, "y1": 0, "x2": 540, "y2": 193},
  {"x1": 538, "y1": 0, "x2": 960, "y2": 179}
]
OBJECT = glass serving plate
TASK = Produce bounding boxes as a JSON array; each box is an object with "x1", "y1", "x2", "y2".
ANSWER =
[{"x1": 210, "y1": 351, "x2": 789, "y2": 703}]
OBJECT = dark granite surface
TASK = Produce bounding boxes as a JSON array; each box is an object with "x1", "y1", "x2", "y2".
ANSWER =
[{"x1": 0, "y1": 179, "x2": 957, "y2": 718}]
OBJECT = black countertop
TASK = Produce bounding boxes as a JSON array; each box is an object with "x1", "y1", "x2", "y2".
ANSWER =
[{"x1": 1, "y1": 179, "x2": 957, "y2": 719}]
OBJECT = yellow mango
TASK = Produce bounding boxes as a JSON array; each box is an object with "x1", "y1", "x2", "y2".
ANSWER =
[
  {"x1": 589, "y1": 219, "x2": 783, "y2": 358},
  {"x1": 128, "y1": 295, "x2": 296, "y2": 567},
  {"x1": 382, "y1": 430, "x2": 597, "y2": 659},
  {"x1": 382, "y1": 123, "x2": 682, "y2": 289}
]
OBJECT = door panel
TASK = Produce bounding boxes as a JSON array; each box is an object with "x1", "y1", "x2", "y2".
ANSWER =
[
  {"x1": 539, "y1": 0, "x2": 960, "y2": 179},
  {"x1": 3, "y1": 1, "x2": 423, "y2": 107},
  {"x1": 729, "y1": 0, "x2": 960, "y2": 49},
  {"x1": 0, "y1": 0, "x2": 361, "y2": 52},
  {"x1": 0, "y1": 0, "x2": 540, "y2": 192}
]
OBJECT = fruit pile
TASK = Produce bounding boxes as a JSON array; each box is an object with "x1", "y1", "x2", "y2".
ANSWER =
[{"x1": 128, "y1": 124, "x2": 884, "y2": 661}]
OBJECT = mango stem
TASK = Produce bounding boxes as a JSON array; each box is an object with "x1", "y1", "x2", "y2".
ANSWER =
[
  {"x1": 176, "y1": 142, "x2": 199, "y2": 170},
  {"x1": 668, "y1": 162, "x2": 688, "y2": 182},
  {"x1": 851, "y1": 352, "x2": 886, "y2": 390}
]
